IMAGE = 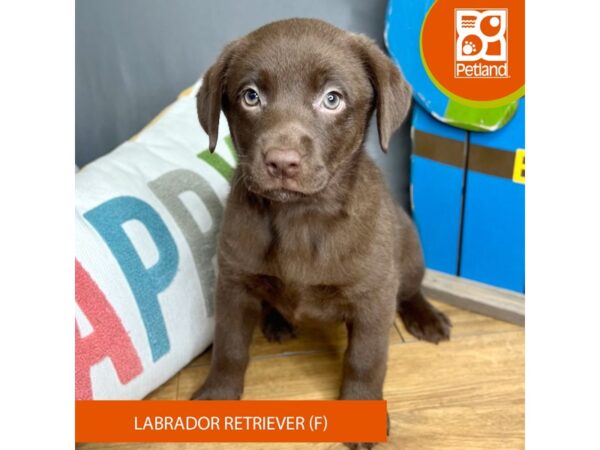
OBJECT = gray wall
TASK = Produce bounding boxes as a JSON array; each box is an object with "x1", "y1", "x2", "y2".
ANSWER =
[{"x1": 76, "y1": 0, "x2": 411, "y2": 208}]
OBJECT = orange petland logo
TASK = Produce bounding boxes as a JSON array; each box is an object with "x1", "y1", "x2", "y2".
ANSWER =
[
  {"x1": 420, "y1": 0, "x2": 523, "y2": 106},
  {"x1": 455, "y1": 9, "x2": 508, "y2": 78}
]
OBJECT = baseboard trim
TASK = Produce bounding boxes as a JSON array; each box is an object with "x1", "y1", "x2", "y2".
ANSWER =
[{"x1": 422, "y1": 270, "x2": 525, "y2": 326}]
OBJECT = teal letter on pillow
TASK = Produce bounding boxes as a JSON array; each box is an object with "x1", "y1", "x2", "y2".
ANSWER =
[{"x1": 84, "y1": 196, "x2": 178, "y2": 362}]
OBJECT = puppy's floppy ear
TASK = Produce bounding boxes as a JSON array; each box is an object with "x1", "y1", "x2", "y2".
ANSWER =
[
  {"x1": 353, "y1": 34, "x2": 412, "y2": 152},
  {"x1": 197, "y1": 40, "x2": 240, "y2": 153}
]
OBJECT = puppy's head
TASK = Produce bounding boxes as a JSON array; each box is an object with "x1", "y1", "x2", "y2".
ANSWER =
[{"x1": 198, "y1": 18, "x2": 411, "y2": 202}]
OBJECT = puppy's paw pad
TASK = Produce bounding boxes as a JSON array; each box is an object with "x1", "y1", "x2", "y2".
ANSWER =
[{"x1": 400, "y1": 301, "x2": 452, "y2": 344}]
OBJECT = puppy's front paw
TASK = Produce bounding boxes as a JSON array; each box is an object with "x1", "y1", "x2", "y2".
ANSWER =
[{"x1": 399, "y1": 298, "x2": 452, "y2": 344}]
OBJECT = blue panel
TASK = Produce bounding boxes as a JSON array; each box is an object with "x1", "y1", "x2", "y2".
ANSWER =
[
  {"x1": 412, "y1": 156, "x2": 464, "y2": 275},
  {"x1": 459, "y1": 172, "x2": 525, "y2": 292}
]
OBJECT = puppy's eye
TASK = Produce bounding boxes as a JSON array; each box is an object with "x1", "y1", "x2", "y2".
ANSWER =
[
  {"x1": 243, "y1": 89, "x2": 260, "y2": 107},
  {"x1": 322, "y1": 91, "x2": 341, "y2": 110}
]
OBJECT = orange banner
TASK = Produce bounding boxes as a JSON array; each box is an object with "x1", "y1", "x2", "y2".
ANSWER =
[{"x1": 75, "y1": 400, "x2": 387, "y2": 443}]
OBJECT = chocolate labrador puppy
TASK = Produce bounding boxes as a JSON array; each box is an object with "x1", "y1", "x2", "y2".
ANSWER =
[{"x1": 192, "y1": 16, "x2": 450, "y2": 430}]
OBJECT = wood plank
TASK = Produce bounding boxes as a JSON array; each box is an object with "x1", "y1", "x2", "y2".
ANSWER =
[
  {"x1": 422, "y1": 270, "x2": 525, "y2": 326},
  {"x1": 384, "y1": 332, "x2": 524, "y2": 449}
]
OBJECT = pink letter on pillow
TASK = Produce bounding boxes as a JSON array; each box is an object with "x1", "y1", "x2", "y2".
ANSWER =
[{"x1": 75, "y1": 259, "x2": 143, "y2": 399}]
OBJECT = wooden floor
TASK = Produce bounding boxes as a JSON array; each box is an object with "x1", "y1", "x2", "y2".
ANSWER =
[{"x1": 79, "y1": 298, "x2": 524, "y2": 450}]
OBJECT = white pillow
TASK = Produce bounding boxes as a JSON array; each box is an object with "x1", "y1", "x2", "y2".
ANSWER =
[{"x1": 75, "y1": 79, "x2": 234, "y2": 399}]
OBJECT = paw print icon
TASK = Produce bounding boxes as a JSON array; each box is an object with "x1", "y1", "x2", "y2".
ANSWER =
[{"x1": 461, "y1": 37, "x2": 481, "y2": 56}]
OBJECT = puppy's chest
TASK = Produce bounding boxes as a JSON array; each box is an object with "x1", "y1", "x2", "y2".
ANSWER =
[
  {"x1": 243, "y1": 274, "x2": 351, "y2": 324},
  {"x1": 230, "y1": 213, "x2": 359, "y2": 322},
  {"x1": 238, "y1": 216, "x2": 353, "y2": 281},
  {"x1": 270, "y1": 217, "x2": 354, "y2": 275}
]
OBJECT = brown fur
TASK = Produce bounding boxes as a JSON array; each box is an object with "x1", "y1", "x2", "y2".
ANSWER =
[{"x1": 192, "y1": 18, "x2": 451, "y2": 445}]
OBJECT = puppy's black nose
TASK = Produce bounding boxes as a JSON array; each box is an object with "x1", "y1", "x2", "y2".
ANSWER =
[{"x1": 264, "y1": 148, "x2": 301, "y2": 178}]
